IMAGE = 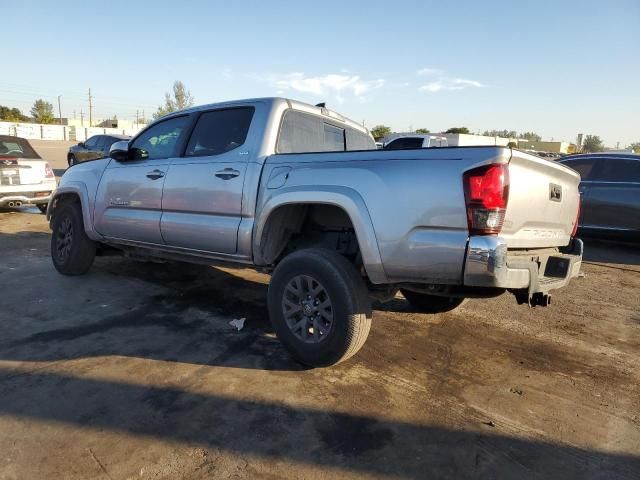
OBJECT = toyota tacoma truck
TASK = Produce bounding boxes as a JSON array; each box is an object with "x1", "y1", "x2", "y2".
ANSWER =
[{"x1": 47, "y1": 97, "x2": 583, "y2": 366}]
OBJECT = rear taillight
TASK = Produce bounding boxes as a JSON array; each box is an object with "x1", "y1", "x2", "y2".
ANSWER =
[
  {"x1": 44, "y1": 163, "x2": 54, "y2": 178},
  {"x1": 571, "y1": 194, "x2": 581, "y2": 237},
  {"x1": 463, "y1": 164, "x2": 509, "y2": 235}
]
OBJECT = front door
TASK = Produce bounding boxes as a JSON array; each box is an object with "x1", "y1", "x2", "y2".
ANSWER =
[
  {"x1": 94, "y1": 115, "x2": 190, "y2": 244},
  {"x1": 160, "y1": 107, "x2": 255, "y2": 254}
]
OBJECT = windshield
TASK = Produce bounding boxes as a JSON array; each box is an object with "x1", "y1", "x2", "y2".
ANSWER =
[{"x1": 0, "y1": 136, "x2": 41, "y2": 159}]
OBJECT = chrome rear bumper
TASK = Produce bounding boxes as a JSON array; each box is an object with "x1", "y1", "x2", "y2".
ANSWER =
[{"x1": 463, "y1": 236, "x2": 583, "y2": 293}]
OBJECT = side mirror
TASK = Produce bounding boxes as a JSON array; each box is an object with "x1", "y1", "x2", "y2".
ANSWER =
[{"x1": 109, "y1": 140, "x2": 131, "y2": 161}]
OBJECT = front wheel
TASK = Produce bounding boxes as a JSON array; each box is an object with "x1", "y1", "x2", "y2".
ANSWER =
[
  {"x1": 68, "y1": 155, "x2": 76, "y2": 167},
  {"x1": 51, "y1": 201, "x2": 96, "y2": 275},
  {"x1": 36, "y1": 203, "x2": 48, "y2": 214},
  {"x1": 400, "y1": 289, "x2": 466, "y2": 313},
  {"x1": 268, "y1": 249, "x2": 372, "y2": 367}
]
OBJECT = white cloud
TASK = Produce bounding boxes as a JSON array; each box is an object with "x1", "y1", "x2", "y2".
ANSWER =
[
  {"x1": 418, "y1": 70, "x2": 485, "y2": 93},
  {"x1": 258, "y1": 72, "x2": 385, "y2": 103}
]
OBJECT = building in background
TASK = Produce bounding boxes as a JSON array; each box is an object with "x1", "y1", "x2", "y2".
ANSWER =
[{"x1": 525, "y1": 141, "x2": 575, "y2": 154}]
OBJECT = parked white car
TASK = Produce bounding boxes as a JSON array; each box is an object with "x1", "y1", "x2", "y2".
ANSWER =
[{"x1": 0, "y1": 135, "x2": 57, "y2": 213}]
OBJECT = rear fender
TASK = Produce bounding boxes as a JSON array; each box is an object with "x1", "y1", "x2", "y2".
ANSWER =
[{"x1": 255, "y1": 185, "x2": 387, "y2": 284}]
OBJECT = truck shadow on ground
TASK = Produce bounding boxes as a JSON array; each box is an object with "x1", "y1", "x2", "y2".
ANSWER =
[{"x1": 0, "y1": 367, "x2": 638, "y2": 479}]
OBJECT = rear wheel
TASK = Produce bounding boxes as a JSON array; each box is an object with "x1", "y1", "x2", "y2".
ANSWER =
[
  {"x1": 51, "y1": 201, "x2": 96, "y2": 275},
  {"x1": 400, "y1": 289, "x2": 466, "y2": 313},
  {"x1": 268, "y1": 249, "x2": 372, "y2": 367}
]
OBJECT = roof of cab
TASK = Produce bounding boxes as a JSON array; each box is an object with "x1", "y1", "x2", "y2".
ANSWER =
[{"x1": 160, "y1": 97, "x2": 370, "y2": 135}]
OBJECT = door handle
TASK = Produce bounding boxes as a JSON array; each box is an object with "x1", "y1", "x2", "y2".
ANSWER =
[
  {"x1": 215, "y1": 168, "x2": 240, "y2": 180},
  {"x1": 146, "y1": 169, "x2": 165, "y2": 180}
]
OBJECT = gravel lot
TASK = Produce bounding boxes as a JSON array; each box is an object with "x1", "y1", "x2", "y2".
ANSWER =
[{"x1": 0, "y1": 143, "x2": 638, "y2": 479}]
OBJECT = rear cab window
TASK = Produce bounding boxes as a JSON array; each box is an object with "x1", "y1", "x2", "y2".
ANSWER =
[{"x1": 277, "y1": 110, "x2": 375, "y2": 153}]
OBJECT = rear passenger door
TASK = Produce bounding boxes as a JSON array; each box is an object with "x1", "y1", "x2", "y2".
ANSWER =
[
  {"x1": 582, "y1": 158, "x2": 640, "y2": 232},
  {"x1": 160, "y1": 107, "x2": 255, "y2": 254}
]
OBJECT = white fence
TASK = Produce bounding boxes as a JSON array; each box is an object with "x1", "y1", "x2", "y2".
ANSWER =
[{"x1": 0, "y1": 121, "x2": 143, "y2": 142}]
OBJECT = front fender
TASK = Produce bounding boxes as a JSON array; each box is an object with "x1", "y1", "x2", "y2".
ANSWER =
[
  {"x1": 48, "y1": 183, "x2": 102, "y2": 241},
  {"x1": 254, "y1": 185, "x2": 387, "y2": 284}
]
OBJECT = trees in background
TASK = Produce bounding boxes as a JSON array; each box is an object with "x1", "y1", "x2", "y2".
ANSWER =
[
  {"x1": 415, "y1": 128, "x2": 430, "y2": 134},
  {"x1": 30, "y1": 99, "x2": 54, "y2": 124},
  {"x1": 370, "y1": 125, "x2": 391, "y2": 141},
  {"x1": 520, "y1": 131, "x2": 542, "y2": 142},
  {"x1": 0, "y1": 106, "x2": 29, "y2": 122},
  {"x1": 582, "y1": 135, "x2": 604, "y2": 153},
  {"x1": 445, "y1": 127, "x2": 470, "y2": 134},
  {"x1": 629, "y1": 142, "x2": 640, "y2": 153},
  {"x1": 483, "y1": 129, "x2": 517, "y2": 138},
  {"x1": 154, "y1": 81, "x2": 195, "y2": 119}
]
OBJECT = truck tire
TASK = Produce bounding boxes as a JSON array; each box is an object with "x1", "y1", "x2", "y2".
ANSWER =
[
  {"x1": 400, "y1": 289, "x2": 466, "y2": 313},
  {"x1": 268, "y1": 248, "x2": 372, "y2": 367},
  {"x1": 51, "y1": 200, "x2": 96, "y2": 275}
]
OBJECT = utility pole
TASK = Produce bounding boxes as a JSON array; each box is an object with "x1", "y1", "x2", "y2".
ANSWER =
[
  {"x1": 136, "y1": 109, "x2": 139, "y2": 127},
  {"x1": 73, "y1": 110, "x2": 76, "y2": 120},
  {"x1": 57, "y1": 95, "x2": 63, "y2": 125},
  {"x1": 88, "y1": 88, "x2": 93, "y2": 127},
  {"x1": 80, "y1": 109, "x2": 84, "y2": 127}
]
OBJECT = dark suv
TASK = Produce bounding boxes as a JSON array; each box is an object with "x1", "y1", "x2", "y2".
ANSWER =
[
  {"x1": 560, "y1": 153, "x2": 640, "y2": 241},
  {"x1": 67, "y1": 134, "x2": 130, "y2": 166}
]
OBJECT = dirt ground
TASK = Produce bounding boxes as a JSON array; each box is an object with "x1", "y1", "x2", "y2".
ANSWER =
[
  {"x1": 1, "y1": 145, "x2": 639, "y2": 479},
  {"x1": 0, "y1": 207, "x2": 639, "y2": 480}
]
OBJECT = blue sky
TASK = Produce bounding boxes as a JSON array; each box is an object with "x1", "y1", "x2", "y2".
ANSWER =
[{"x1": 3, "y1": 0, "x2": 639, "y2": 146}]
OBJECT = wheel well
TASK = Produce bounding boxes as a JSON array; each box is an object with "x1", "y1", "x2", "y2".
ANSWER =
[
  {"x1": 49, "y1": 193, "x2": 81, "y2": 222},
  {"x1": 259, "y1": 204, "x2": 362, "y2": 267}
]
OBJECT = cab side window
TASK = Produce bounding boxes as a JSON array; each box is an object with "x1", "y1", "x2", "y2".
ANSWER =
[
  {"x1": 131, "y1": 116, "x2": 189, "y2": 160},
  {"x1": 185, "y1": 108, "x2": 254, "y2": 157}
]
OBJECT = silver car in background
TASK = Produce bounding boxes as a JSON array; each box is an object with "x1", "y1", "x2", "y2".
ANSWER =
[{"x1": 560, "y1": 153, "x2": 640, "y2": 241}]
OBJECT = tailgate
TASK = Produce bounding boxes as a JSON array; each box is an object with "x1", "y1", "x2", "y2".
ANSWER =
[
  {"x1": 502, "y1": 151, "x2": 580, "y2": 248},
  {"x1": 0, "y1": 159, "x2": 47, "y2": 186}
]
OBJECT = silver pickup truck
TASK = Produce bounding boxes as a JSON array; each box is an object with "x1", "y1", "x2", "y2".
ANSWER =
[{"x1": 48, "y1": 97, "x2": 583, "y2": 366}]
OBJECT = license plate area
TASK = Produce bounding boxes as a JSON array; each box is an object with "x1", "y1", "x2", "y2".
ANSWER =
[{"x1": 544, "y1": 256, "x2": 570, "y2": 278}]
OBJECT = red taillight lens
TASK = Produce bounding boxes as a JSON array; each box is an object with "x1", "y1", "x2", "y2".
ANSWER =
[
  {"x1": 571, "y1": 194, "x2": 581, "y2": 237},
  {"x1": 463, "y1": 164, "x2": 509, "y2": 235},
  {"x1": 44, "y1": 163, "x2": 54, "y2": 178}
]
